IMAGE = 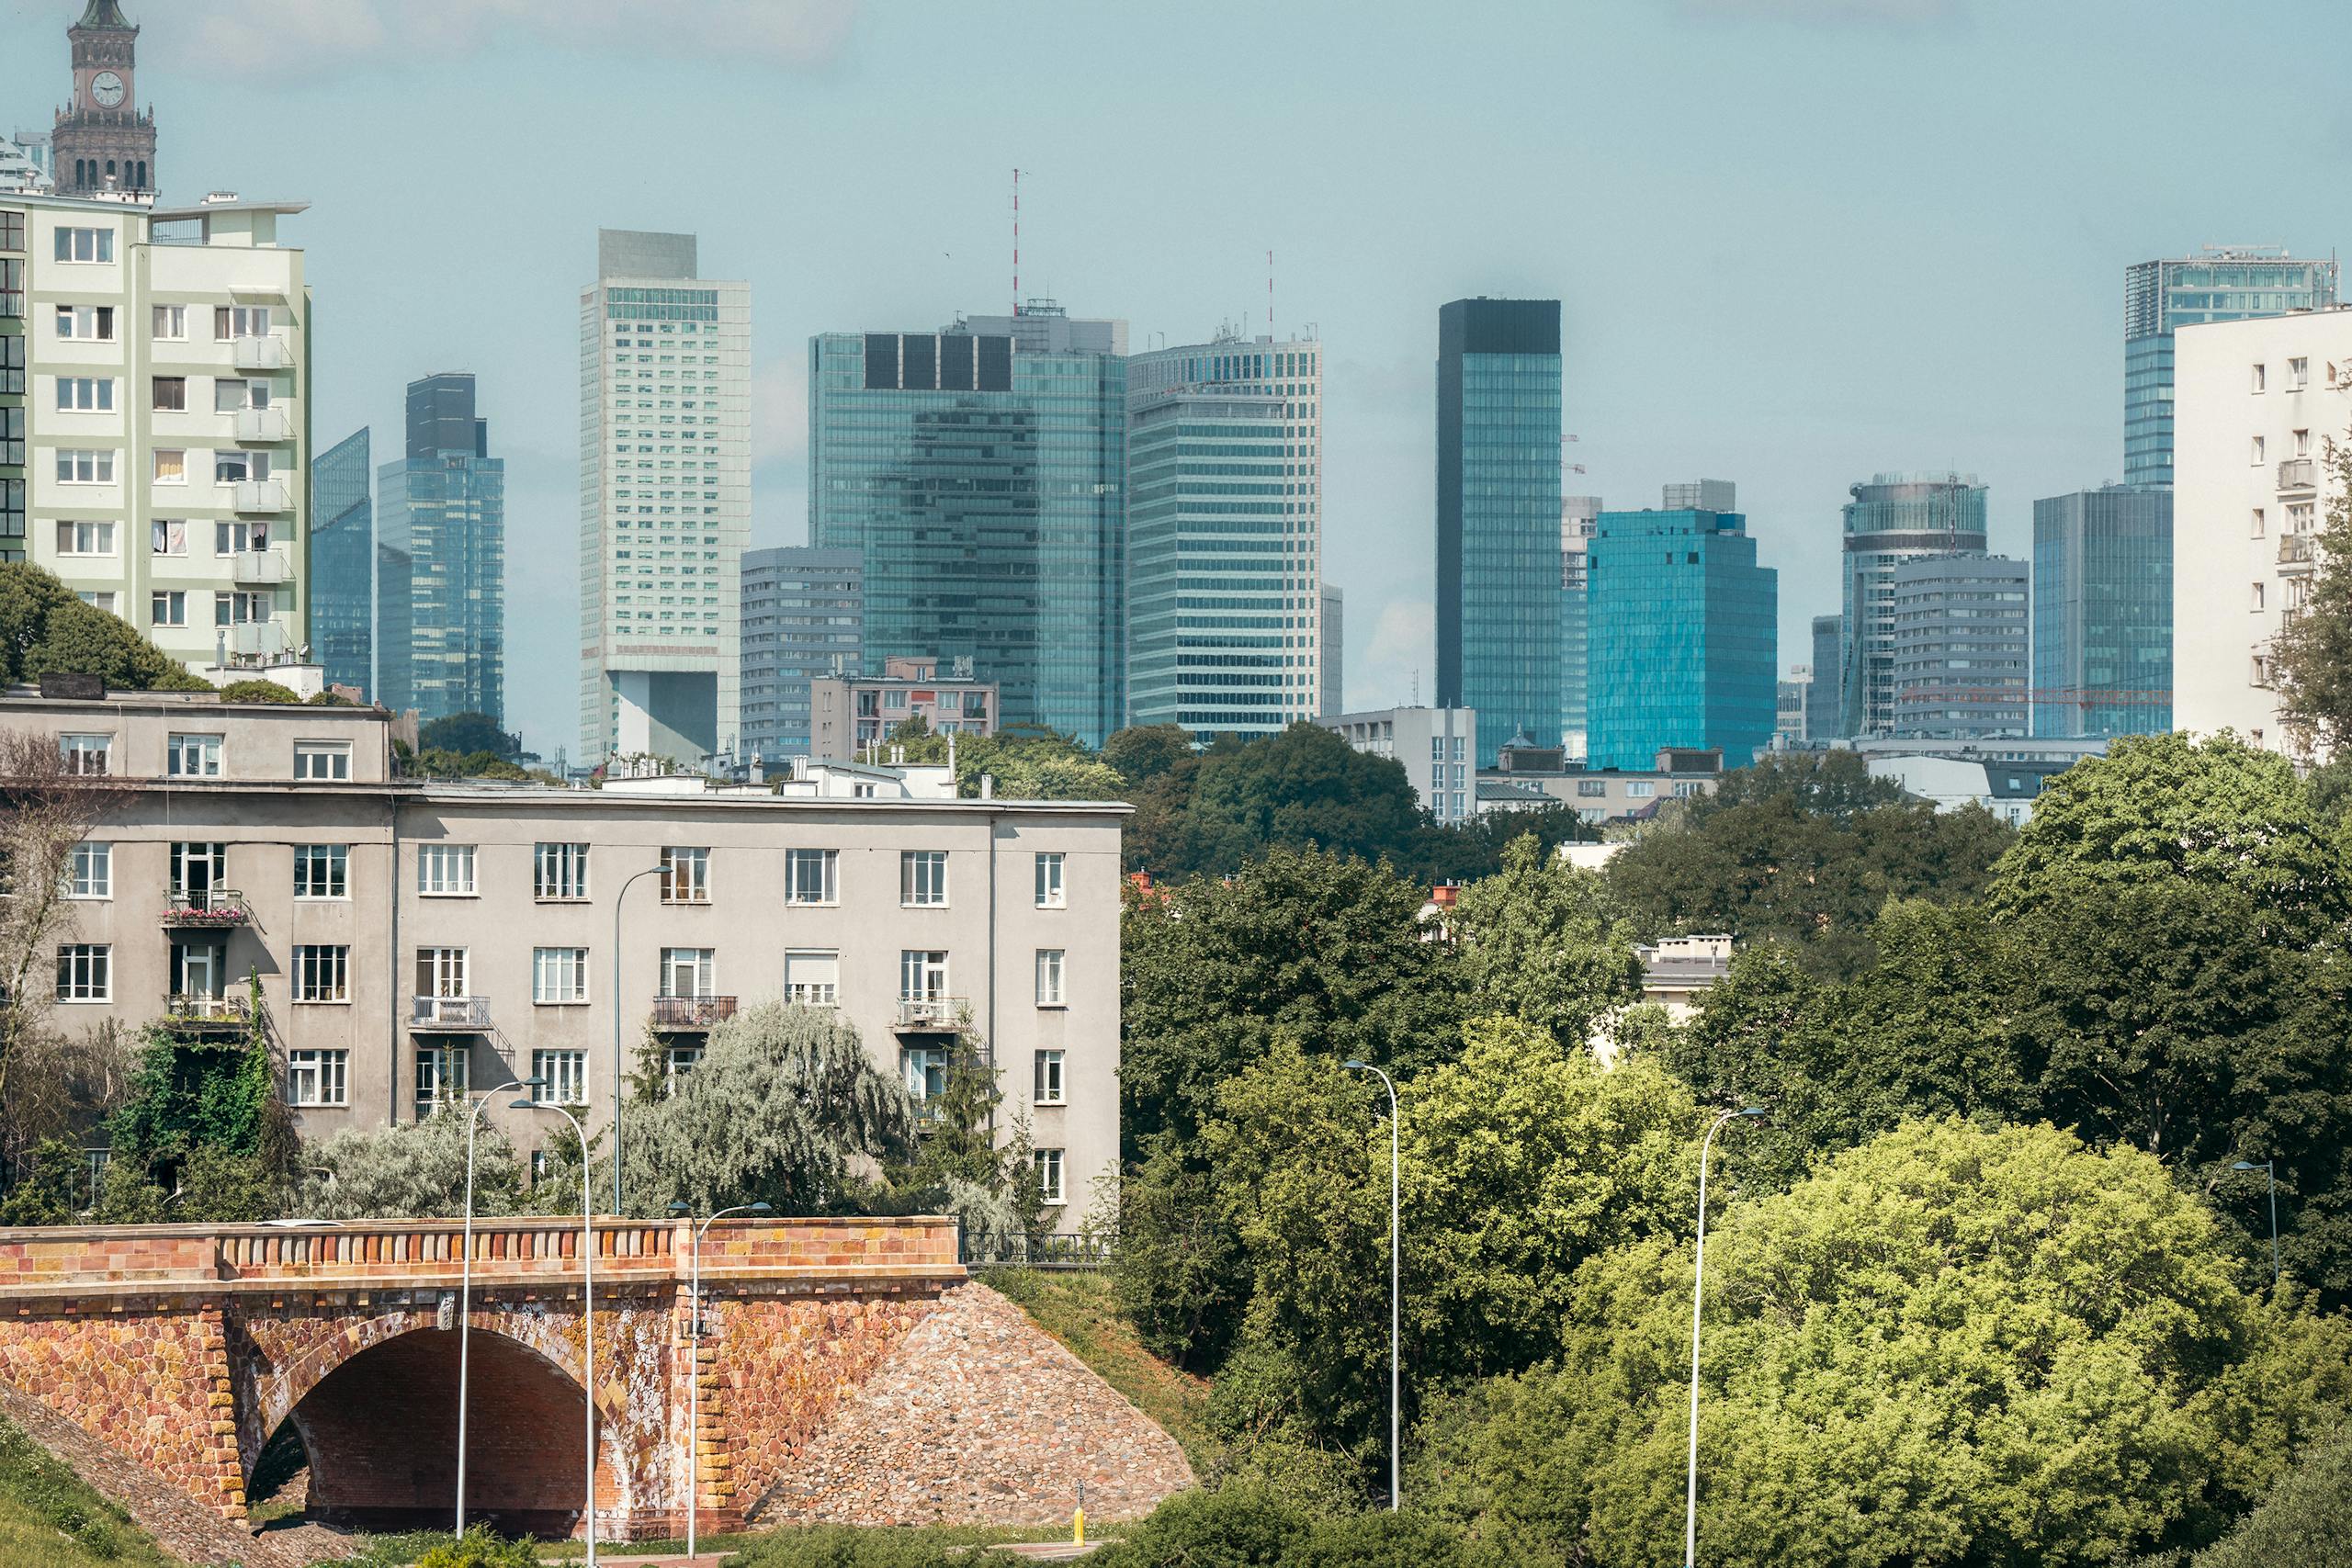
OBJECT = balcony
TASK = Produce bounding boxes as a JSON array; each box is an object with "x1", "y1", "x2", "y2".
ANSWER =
[
  {"x1": 161, "y1": 888, "x2": 248, "y2": 927},
  {"x1": 161, "y1": 993, "x2": 251, "y2": 1032},
  {"x1": 230, "y1": 621, "x2": 288, "y2": 659},
  {"x1": 2278, "y1": 458, "x2": 2318, "y2": 492},
  {"x1": 230, "y1": 548, "x2": 289, "y2": 587},
  {"x1": 892, "y1": 995, "x2": 967, "y2": 1033},
  {"x1": 2278, "y1": 535, "x2": 2317, "y2": 570},
  {"x1": 412, "y1": 995, "x2": 492, "y2": 1031},
  {"x1": 650, "y1": 994, "x2": 737, "y2": 1031},
  {"x1": 231, "y1": 335, "x2": 290, "y2": 372},
  {"x1": 232, "y1": 407, "x2": 289, "y2": 443},
  {"x1": 232, "y1": 479, "x2": 289, "y2": 513}
]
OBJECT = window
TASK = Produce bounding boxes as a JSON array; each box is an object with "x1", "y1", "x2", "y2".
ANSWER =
[
  {"x1": 2290, "y1": 356, "x2": 2310, "y2": 389},
  {"x1": 1035, "y1": 948, "x2": 1066, "y2": 1007},
  {"x1": 1576, "y1": 779, "x2": 1609, "y2": 797},
  {"x1": 165, "y1": 733, "x2": 222, "y2": 777},
  {"x1": 0, "y1": 259, "x2": 16, "y2": 321},
  {"x1": 66, "y1": 841, "x2": 108, "y2": 899},
  {"x1": 169, "y1": 841, "x2": 225, "y2": 899},
  {"x1": 2252, "y1": 507, "x2": 2267, "y2": 538},
  {"x1": 2252, "y1": 363, "x2": 2267, "y2": 393},
  {"x1": 151, "y1": 590, "x2": 186, "y2": 627},
  {"x1": 785, "y1": 847, "x2": 837, "y2": 904},
  {"x1": 153, "y1": 450, "x2": 185, "y2": 485},
  {"x1": 1034, "y1": 1049, "x2": 1066, "y2": 1106},
  {"x1": 901, "y1": 850, "x2": 948, "y2": 907},
  {"x1": 903, "y1": 1045, "x2": 949, "y2": 1102},
  {"x1": 661, "y1": 947, "x2": 714, "y2": 998},
  {"x1": 289, "y1": 740, "x2": 351, "y2": 783},
  {"x1": 53, "y1": 227, "x2": 113, "y2": 263},
  {"x1": 170, "y1": 941, "x2": 222, "y2": 999},
  {"x1": 2252, "y1": 581, "x2": 2266, "y2": 612},
  {"x1": 54, "y1": 305, "x2": 113, "y2": 340},
  {"x1": 534, "y1": 947, "x2": 590, "y2": 1004},
  {"x1": 416, "y1": 1047, "x2": 469, "y2": 1112},
  {"x1": 0, "y1": 211, "x2": 17, "y2": 251},
  {"x1": 2290, "y1": 502, "x2": 2315, "y2": 533},
  {"x1": 152, "y1": 303, "x2": 186, "y2": 340},
  {"x1": 1034, "y1": 1147, "x2": 1066, "y2": 1205},
  {"x1": 56, "y1": 450, "x2": 115, "y2": 484},
  {"x1": 55, "y1": 520, "x2": 113, "y2": 555},
  {"x1": 415, "y1": 947, "x2": 469, "y2": 998},
  {"x1": 417, "y1": 843, "x2": 477, "y2": 896},
  {"x1": 534, "y1": 842, "x2": 589, "y2": 900},
  {"x1": 293, "y1": 844, "x2": 346, "y2": 899},
  {"x1": 213, "y1": 450, "x2": 269, "y2": 483},
  {"x1": 293, "y1": 945, "x2": 349, "y2": 1003},
  {"x1": 212, "y1": 378, "x2": 269, "y2": 414},
  {"x1": 1034, "y1": 852, "x2": 1065, "y2": 908},
  {"x1": 899, "y1": 949, "x2": 950, "y2": 999},
  {"x1": 2295, "y1": 428, "x2": 2312, "y2": 457},
  {"x1": 214, "y1": 306, "x2": 267, "y2": 340},
  {"x1": 215, "y1": 590, "x2": 269, "y2": 626},
  {"x1": 2252, "y1": 435, "x2": 2266, "y2": 465},
  {"x1": 664, "y1": 1045, "x2": 703, "y2": 1092},
  {"x1": 1626, "y1": 781, "x2": 1656, "y2": 799},
  {"x1": 287, "y1": 1049, "x2": 348, "y2": 1107},
  {"x1": 55, "y1": 943, "x2": 109, "y2": 1001},
  {"x1": 533, "y1": 1052, "x2": 589, "y2": 1106},
  {"x1": 54, "y1": 376, "x2": 113, "y2": 412},
  {"x1": 59, "y1": 733, "x2": 110, "y2": 775},
  {"x1": 785, "y1": 950, "x2": 839, "y2": 1006},
  {"x1": 659, "y1": 845, "x2": 708, "y2": 904}
]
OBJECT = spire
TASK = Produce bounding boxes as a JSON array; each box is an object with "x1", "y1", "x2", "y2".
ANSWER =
[{"x1": 74, "y1": 0, "x2": 134, "y2": 30}]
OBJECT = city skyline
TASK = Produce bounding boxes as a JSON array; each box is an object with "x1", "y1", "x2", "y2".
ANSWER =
[{"x1": 3, "y1": 0, "x2": 2346, "y2": 754}]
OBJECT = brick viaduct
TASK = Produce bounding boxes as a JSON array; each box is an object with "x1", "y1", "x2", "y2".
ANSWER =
[{"x1": 0, "y1": 1216, "x2": 1193, "y2": 1540}]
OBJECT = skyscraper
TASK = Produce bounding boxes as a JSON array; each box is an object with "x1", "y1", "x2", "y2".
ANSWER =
[
  {"x1": 1437, "y1": 298, "x2": 1561, "y2": 765},
  {"x1": 1561, "y1": 495, "x2": 1601, "y2": 760},
  {"x1": 51, "y1": 1, "x2": 156, "y2": 198},
  {"x1": 580, "y1": 230, "x2": 749, "y2": 764},
  {"x1": 377, "y1": 374, "x2": 503, "y2": 725},
  {"x1": 809, "y1": 306, "x2": 1128, "y2": 747},
  {"x1": 740, "y1": 545, "x2": 863, "y2": 763},
  {"x1": 1888, "y1": 553, "x2": 2030, "y2": 740},
  {"x1": 1586, "y1": 485, "x2": 1777, "y2": 772},
  {"x1": 2032, "y1": 486, "x2": 2173, "y2": 739},
  {"x1": 310, "y1": 427, "x2": 372, "y2": 698},
  {"x1": 1806, "y1": 613, "x2": 1841, "y2": 742},
  {"x1": 1125, "y1": 330, "x2": 1324, "y2": 741},
  {"x1": 2125, "y1": 249, "x2": 2337, "y2": 489},
  {"x1": 1839, "y1": 473, "x2": 1988, "y2": 738},
  {"x1": 1319, "y1": 582, "x2": 1343, "y2": 717}
]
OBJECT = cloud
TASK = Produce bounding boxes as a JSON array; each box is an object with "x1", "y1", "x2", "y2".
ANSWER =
[
  {"x1": 1673, "y1": 0, "x2": 1966, "y2": 24},
  {"x1": 159, "y1": 0, "x2": 858, "y2": 79},
  {"x1": 751, "y1": 357, "x2": 808, "y2": 468},
  {"x1": 1354, "y1": 598, "x2": 1436, "y2": 711}
]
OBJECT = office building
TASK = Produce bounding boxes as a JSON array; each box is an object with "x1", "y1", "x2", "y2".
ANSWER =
[
  {"x1": 1663, "y1": 479, "x2": 1736, "y2": 513},
  {"x1": 1437, "y1": 298, "x2": 1561, "y2": 764},
  {"x1": 811, "y1": 655, "x2": 999, "y2": 763},
  {"x1": 1888, "y1": 553, "x2": 2030, "y2": 739},
  {"x1": 1586, "y1": 488, "x2": 1777, "y2": 772},
  {"x1": 51, "y1": 1, "x2": 155, "y2": 198},
  {"x1": 376, "y1": 373, "x2": 503, "y2": 725},
  {"x1": 0, "y1": 136, "x2": 51, "y2": 195},
  {"x1": 741, "y1": 545, "x2": 862, "y2": 763},
  {"x1": 6, "y1": 190, "x2": 311, "y2": 673},
  {"x1": 579, "y1": 230, "x2": 749, "y2": 766},
  {"x1": 1477, "y1": 745, "x2": 1725, "y2": 822},
  {"x1": 2032, "y1": 486, "x2": 2172, "y2": 739},
  {"x1": 310, "y1": 428, "x2": 371, "y2": 698},
  {"x1": 1839, "y1": 473, "x2": 1987, "y2": 737},
  {"x1": 1777, "y1": 667, "x2": 1812, "y2": 746},
  {"x1": 1806, "y1": 614, "x2": 1841, "y2": 741},
  {"x1": 1125, "y1": 329, "x2": 1323, "y2": 740},
  {"x1": 2172, "y1": 309, "x2": 2352, "y2": 758},
  {"x1": 1319, "y1": 583, "x2": 1343, "y2": 716},
  {"x1": 2125, "y1": 249, "x2": 2337, "y2": 489},
  {"x1": 1561, "y1": 495, "x2": 1600, "y2": 759},
  {"x1": 810, "y1": 305, "x2": 1127, "y2": 748},
  {"x1": 5, "y1": 683, "x2": 1125, "y2": 1231},
  {"x1": 1317, "y1": 705, "x2": 1476, "y2": 824}
]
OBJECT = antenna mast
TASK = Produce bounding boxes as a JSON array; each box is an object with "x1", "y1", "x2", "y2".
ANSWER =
[
  {"x1": 1012, "y1": 168, "x2": 1023, "y2": 317},
  {"x1": 1269, "y1": 249, "x2": 1274, "y2": 338}
]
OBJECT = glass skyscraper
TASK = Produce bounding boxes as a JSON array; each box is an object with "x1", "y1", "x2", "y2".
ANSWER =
[
  {"x1": 1839, "y1": 473, "x2": 1987, "y2": 738},
  {"x1": 808, "y1": 306, "x2": 1127, "y2": 748},
  {"x1": 377, "y1": 373, "x2": 504, "y2": 725},
  {"x1": 740, "y1": 545, "x2": 863, "y2": 761},
  {"x1": 1561, "y1": 496, "x2": 1600, "y2": 759},
  {"x1": 2124, "y1": 249, "x2": 2337, "y2": 488},
  {"x1": 2032, "y1": 486, "x2": 2172, "y2": 739},
  {"x1": 310, "y1": 427, "x2": 372, "y2": 698},
  {"x1": 1586, "y1": 493, "x2": 1777, "y2": 772},
  {"x1": 1125, "y1": 331, "x2": 1325, "y2": 741},
  {"x1": 1806, "y1": 613, "x2": 1841, "y2": 741},
  {"x1": 1437, "y1": 298, "x2": 1561, "y2": 765}
]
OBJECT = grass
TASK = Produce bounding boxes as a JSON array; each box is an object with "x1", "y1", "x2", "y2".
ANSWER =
[
  {"x1": 978, "y1": 1268, "x2": 1222, "y2": 1473},
  {"x1": 0, "y1": 1412, "x2": 180, "y2": 1568}
]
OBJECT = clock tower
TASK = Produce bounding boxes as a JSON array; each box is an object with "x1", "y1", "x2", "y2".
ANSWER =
[{"x1": 52, "y1": 0, "x2": 157, "y2": 197}]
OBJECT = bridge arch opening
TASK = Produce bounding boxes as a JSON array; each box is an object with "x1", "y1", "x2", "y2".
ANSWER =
[{"x1": 271, "y1": 1327, "x2": 617, "y2": 1539}]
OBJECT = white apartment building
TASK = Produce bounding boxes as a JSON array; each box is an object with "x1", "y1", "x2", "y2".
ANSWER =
[
  {"x1": 1317, "y1": 705, "x2": 1476, "y2": 822},
  {"x1": 579, "y1": 229, "x2": 749, "y2": 768},
  {"x1": 5, "y1": 688, "x2": 1125, "y2": 1231},
  {"x1": 2174, "y1": 308, "x2": 2352, "y2": 758},
  {"x1": 8, "y1": 189, "x2": 308, "y2": 670}
]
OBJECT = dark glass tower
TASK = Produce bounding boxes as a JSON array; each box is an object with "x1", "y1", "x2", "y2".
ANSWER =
[
  {"x1": 309, "y1": 428, "x2": 372, "y2": 697},
  {"x1": 2032, "y1": 486, "x2": 2173, "y2": 739},
  {"x1": 1437, "y1": 298, "x2": 1562, "y2": 765},
  {"x1": 377, "y1": 373, "x2": 504, "y2": 725}
]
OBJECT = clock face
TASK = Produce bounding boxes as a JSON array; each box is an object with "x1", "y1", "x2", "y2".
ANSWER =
[{"x1": 91, "y1": 72, "x2": 125, "y2": 107}]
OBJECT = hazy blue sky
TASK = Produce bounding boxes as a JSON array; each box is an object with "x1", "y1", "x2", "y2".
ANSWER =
[{"x1": 6, "y1": 0, "x2": 2348, "y2": 757}]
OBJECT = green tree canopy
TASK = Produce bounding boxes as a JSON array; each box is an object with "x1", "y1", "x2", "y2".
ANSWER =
[
  {"x1": 216, "y1": 678, "x2": 301, "y2": 705},
  {"x1": 1449, "y1": 834, "x2": 1641, "y2": 1049},
  {"x1": 298, "y1": 1111, "x2": 529, "y2": 1221},
  {"x1": 1125, "y1": 723, "x2": 1431, "y2": 880},
  {"x1": 0, "y1": 562, "x2": 209, "y2": 690},
  {"x1": 417, "y1": 711, "x2": 520, "y2": 758}
]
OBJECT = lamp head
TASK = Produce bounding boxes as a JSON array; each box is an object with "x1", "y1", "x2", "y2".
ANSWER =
[
  {"x1": 1736, "y1": 1107, "x2": 1770, "y2": 1118},
  {"x1": 2232, "y1": 1160, "x2": 2263, "y2": 1171},
  {"x1": 1343, "y1": 1059, "x2": 1369, "y2": 1070},
  {"x1": 668, "y1": 1201, "x2": 691, "y2": 1214},
  {"x1": 505, "y1": 1098, "x2": 537, "y2": 1111},
  {"x1": 749, "y1": 1201, "x2": 774, "y2": 1213},
  {"x1": 519, "y1": 1075, "x2": 547, "y2": 1089}
]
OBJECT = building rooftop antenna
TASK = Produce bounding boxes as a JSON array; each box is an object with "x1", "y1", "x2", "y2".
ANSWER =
[
  {"x1": 1011, "y1": 168, "x2": 1024, "y2": 318},
  {"x1": 1269, "y1": 249, "x2": 1274, "y2": 339}
]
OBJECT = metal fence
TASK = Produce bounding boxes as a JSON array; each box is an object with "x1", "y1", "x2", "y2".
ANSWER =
[{"x1": 960, "y1": 1230, "x2": 1118, "y2": 1270}]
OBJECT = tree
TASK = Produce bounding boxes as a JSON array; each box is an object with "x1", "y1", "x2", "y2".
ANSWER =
[
  {"x1": 1124, "y1": 723, "x2": 1431, "y2": 880},
  {"x1": 2188, "y1": 1425, "x2": 2352, "y2": 1568},
  {"x1": 0, "y1": 563, "x2": 210, "y2": 691},
  {"x1": 417, "y1": 711, "x2": 520, "y2": 759},
  {"x1": 298, "y1": 1111, "x2": 528, "y2": 1221},
  {"x1": 1102, "y1": 724, "x2": 1193, "y2": 786},
  {"x1": 2265, "y1": 419, "x2": 2352, "y2": 754},
  {"x1": 107, "y1": 975, "x2": 293, "y2": 1214},
  {"x1": 1447, "y1": 834, "x2": 1641, "y2": 1049},
  {"x1": 1692, "y1": 747, "x2": 1907, "y2": 821},
  {"x1": 0, "y1": 1138, "x2": 89, "y2": 1224},
  {"x1": 216, "y1": 678, "x2": 300, "y2": 705}
]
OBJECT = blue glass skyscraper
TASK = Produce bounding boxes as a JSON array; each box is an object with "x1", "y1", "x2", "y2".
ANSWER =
[
  {"x1": 1586, "y1": 493, "x2": 1777, "y2": 772},
  {"x1": 377, "y1": 373, "x2": 504, "y2": 725},
  {"x1": 2032, "y1": 486, "x2": 2172, "y2": 738},
  {"x1": 2124, "y1": 250, "x2": 2337, "y2": 488},
  {"x1": 309, "y1": 428, "x2": 372, "y2": 698},
  {"x1": 1437, "y1": 299, "x2": 1561, "y2": 765}
]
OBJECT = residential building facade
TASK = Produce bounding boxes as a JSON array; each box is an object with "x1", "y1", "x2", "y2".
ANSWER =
[
  {"x1": 1, "y1": 203, "x2": 21, "y2": 564},
  {"x1": 1317, "y1": 705, "x2": 1476, "y2": 824},
  {"x1": 1888, "y1": 553, "x2": 2030, "y2": 740},
  {"x1": 2172, "y1": 308, "x2": 2352, "y2": 757},
  {"x1": 1478, "y1": 745, "x2": 1724, "y2": 822},
  {"x1": 1125, "y1": 330, "x2": 1323, "y2": 741},
  {"x1": 2031, "y1": 485, "x2": 2172, "y2": 739},
  {"x1": 2124, "y1": 248, "x2": 2337, "y2": 489},
  {"x1": 1437, "y1": 298, "x2": 1562, "y2": 765},
  {"x1": 5, "y1": 686, "x2": 1123, "y2": 1231},
  {"x1": 811, "y1": 655, "x2": 999, "y2": 763},
  {"x1": 309, "y1": 426, "x2": 370, "y2": 698},
  {"x1": 579, "y1": 230, "x2": 749, "y2": 766},
  {"x1": 740, "y1": 545, "x2": 862, "y2": 764},
  {"x1": 377, "y1": 373, "x2": 502, "y2": 725},
  {"x1": 1839, "y1": 472, "x2": 1987, "y2": 737}
]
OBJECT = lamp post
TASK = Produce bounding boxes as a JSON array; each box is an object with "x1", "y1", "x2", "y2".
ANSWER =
[
  {"x1": 2232, "y1": 1159, "x2": 2280, "y2": 1287},
  {"x1": 666, "y1": 1199, "x2": 772, "y2": 1559},
  {"x1": 514, "y1": 1098, "x2": 599, "y2": 1564},
  {"x1": 1341, "y1": 1059, "x2": 1400, "y2": 1512},
  {"x1": 1686, "y1": 1106, "x2": 1767, "y2": 1568},
  {"x1": 456, "y1": 1075, "x2": 540, "y2": 1538},
  {"x1": 612, "y1": 863, "x2": 664, "y2": 1216}
]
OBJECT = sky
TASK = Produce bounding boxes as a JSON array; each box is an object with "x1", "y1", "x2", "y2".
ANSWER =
[{"x1": 6, "y1": 0, "x2": 2350, "y2": 759}]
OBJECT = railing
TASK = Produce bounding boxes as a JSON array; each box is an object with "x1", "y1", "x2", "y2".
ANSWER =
[
  {"x1": 161, "y1": 887, "x2": 248, "y2": 926},
  {"x1": 232, "y1": 407, "x2": 289, "y2": 442},
  {"x1": 2279, "y1": 535, "x2": 2317, "y2": 567},
  {"x1": 960, "y1": 1230, "x2": 1117, "y2": 1270},
  {"x1": 231, "y1": 335, "x2": 289, "y2": 372},
  {"x1": 230, "y1": 548, "x2": 288, "y2": 586},
  {"x1": 231, "y1": 621, "x2": 288, "y2": 657},
  {"x1": 232, "y1": 479, "x2": 289, "y2": 513},
  {"x1": 411, "y1": 994, "x2": 492, "y2": 1030},
  {"x1": 2278, "y1": 457, "x2": 2318, "y2": 491},
  {"x1": 650, "y1": 994, "x2": 737, "y2": 1029},
  {"x1": 162, "y1": 992, "x2": 251, "y2": 1027},
  {"x1": 893, "y1": 995, "x2": 967, "y2": 1031}
]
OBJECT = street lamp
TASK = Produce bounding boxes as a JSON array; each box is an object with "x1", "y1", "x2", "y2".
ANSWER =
[
  {"x1": 1686, "y1": 1107, "x2": 1768, "y2": 1568},
  {"x1": 666, "y1": 1199, "x2": 772, "y2": 1558},
  {"x1": 612, "y1": 863, "x2": 665, "y2": 1216},
  {"x1": 1341, "y1": 1059, "x2": 1400, "y2": 1512},
  {"x1": 455, "y1": 1075, "x2": 540, "y2": 1539},
  {"x1": 2232, "y1": 1160, "x2": 2280, "y2": 1287},
  {"x1": 514, "y1": 1097, "x2": 600, "y2": 1564}
]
